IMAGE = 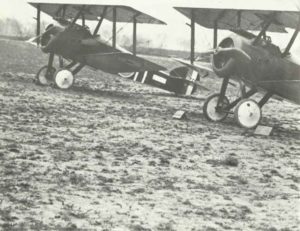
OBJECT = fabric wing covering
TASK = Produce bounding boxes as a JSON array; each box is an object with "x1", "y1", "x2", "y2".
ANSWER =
[
  {"x1": 27, "y1": 0, "x2": 166, "y2": 24},
  {"x1": 174, "y1": 0, "x2": 300, "y2": 32}
]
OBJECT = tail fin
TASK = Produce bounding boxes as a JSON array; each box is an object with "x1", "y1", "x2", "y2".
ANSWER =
[{"x1": 169, "y1": 65, "x2": 209, "y2": 95}]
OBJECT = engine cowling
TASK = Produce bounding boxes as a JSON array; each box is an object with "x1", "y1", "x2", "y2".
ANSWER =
[
  {"x1": 212, "y1": 37, "x2": 252, "y2": 78},
  {"x1": 41, "y1": 24, "x2": 64, "y2": 52},
  {"x1": 212, "y1": 38, "x2": 236, "y2": 77}
]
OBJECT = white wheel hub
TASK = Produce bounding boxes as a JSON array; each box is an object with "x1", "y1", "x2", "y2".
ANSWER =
[
  {"x1": 204, "y1": 94, "x2": 229, "y2": 122},
  {"x1": 118, "y1": 72, "x2": 135, "y2": 78},
  {"x1": 54, "y1": 69, "x2": 74, "y2": 89},
  {"x1": 234, "y1": 99, "x2": 261, "y2": 128}
]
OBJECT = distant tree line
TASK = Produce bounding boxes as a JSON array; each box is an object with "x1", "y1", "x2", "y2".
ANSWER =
[
  {"x1": 0, "y1": 18, "x2": 33, "y2": 38},
  {"x1": 0, "y1": 17, "x2": 207, "y2": 58}
]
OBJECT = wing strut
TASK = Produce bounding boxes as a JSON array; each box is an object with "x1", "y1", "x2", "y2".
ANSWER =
[
  {"x1": 252, "y1": 13, "x2": 276, "y2": 45},
  {"x1": 190, "y1": 9, "x2": 195, "y2": 64},
  {"x1": 36, "y1": 4, "x2": 41, "y2": 46},
  {"x1": 55, "y1": 4, "x2": 67, "y2": 18},
  {"x1": 70, "y1": 6, "x2": 85, "y2": 26},
  {"x1": 133, "y1": 15, "x2": 137, "y2": 56},
  {"x1": 213, "y1": 21, "x2": 218, "y2": 48},
  {"x1": 253, "y1": 21, "x2": 272, "y2": 45},
  {"x1": 282, "y1": 13, "x2": 300, "y2": 57},
  {"x1": 62, "y1": 5, "x2": 67, "y2": 18},
  {"x1": 112, "y1": 7, "x2": 117, "y2": 49},
  {"x1": 213, "y1": 11, "x2": 226, "y2": 48},
  {"x1": 93, "y1": 7, "x2": 108, "y2": 36},
  {"x1": 237, "y1": 11, "x2": 242, "y2": 27},
  {"x1": 82, "y1": 12, "x2": 85, "y2": 26}
]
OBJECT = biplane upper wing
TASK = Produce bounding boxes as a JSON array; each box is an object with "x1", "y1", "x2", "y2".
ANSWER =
[
  {"x1": 174, "y1": 0, "x2": 300, "y2": 32},
  {"x1": 27, "y1": 0, "x2": 166, "y2": 24}
]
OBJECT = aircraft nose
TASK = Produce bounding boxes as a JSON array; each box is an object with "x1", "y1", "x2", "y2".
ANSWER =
[
  {"x1": 40, "y1": 24, "x2": 55, "y2": 47},
  {"x1": 40, "y1": 25, "x2": 64, "y2": 49},
  {"x1": 212, "y1": 38, "x2": 236, "y2": 77}
]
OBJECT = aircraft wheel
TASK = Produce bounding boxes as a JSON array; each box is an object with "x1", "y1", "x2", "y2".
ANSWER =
[
  {"x1": 36, "y1": 65, "x2": 56, "y2": 86},
  {"x1": 234, "y1": 99, "x2": 262, "y2": 129},
  {"x1": 118, "y1": 72, "x2": 135, "y2": 78},
  {"x1": 54, "y1": 69, "x2": 74, "y2": 89},
  {"x1": 203, "y1": 93, "x2": 230, "y2": 122}
]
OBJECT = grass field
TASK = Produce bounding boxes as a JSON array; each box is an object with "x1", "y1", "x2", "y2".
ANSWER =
[{"x1": 0, "y1": 39, "x2": 299, "y2": 231}]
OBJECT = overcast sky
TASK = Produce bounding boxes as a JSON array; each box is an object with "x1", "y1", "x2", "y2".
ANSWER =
[{"x1": 0, "y1": 0, "x2": 299, "y2": 52}]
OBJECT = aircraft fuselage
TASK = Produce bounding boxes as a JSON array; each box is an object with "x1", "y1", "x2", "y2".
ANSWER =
[
  {"x1": 42, "y1": 25, "x2": 118, "y2": 64},
  {"x1": 215, "y1": 34, "x2": 300, "y2": 104}
]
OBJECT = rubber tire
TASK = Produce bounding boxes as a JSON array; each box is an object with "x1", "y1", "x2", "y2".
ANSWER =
[
  {"x1": 54, "y1": 69, "x2": 74, "y2": 90},
  {"x1": 203, "y1": 93, "x2": 230, "y2": 122},
  {"x1": 234, "y1": 99, "x2": 262, "y2": 129},
  {"x1": 118, "y1": 72, "x2": 135, "y2": 78},
  {"x1": 36, "y1": 65, "x2": 56, "y2": 86}
]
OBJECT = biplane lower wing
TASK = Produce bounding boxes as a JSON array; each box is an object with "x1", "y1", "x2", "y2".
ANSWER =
[{"x1": 78, "y1": 52, "x2": 166, "y2": 74}]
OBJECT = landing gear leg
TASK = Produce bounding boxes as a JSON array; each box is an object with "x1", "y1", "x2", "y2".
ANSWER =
[
  {"x1": 238, "y1": 80, "x2": 246, "y2": 98},
  {"x1": 36, "y1": 53, "x2": 56, "y2": 86},
  {"x1": 36, "y1": 55, "x2": 85, "y2": 90},
  {"x1": 258, "y1": 92, "x2": 273, "y2": 108},
  {"x1": 203, "y1": 77, "x2": 230, "y2": 122},
  {"x1": 59, "y1": 56, "x2": 64, "y2": 68}
]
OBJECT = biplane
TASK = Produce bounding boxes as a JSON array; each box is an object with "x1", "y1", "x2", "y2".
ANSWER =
[
  {"x1": 27, "y1": 0, "x2": 202, "y2": 96},
  {"x1": 174, "y1": 0, "x2": 300, "y2": 128}
]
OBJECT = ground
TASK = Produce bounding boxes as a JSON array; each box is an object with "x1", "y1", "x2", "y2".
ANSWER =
[{"x1": 0, "y1": 39, "x2": 299, "y2": 231}]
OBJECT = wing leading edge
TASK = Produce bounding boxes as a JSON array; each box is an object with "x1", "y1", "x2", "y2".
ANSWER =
[
  {"x1": 28, "y1": 0, "x2": 166, "y2": 24},
  {"x1": 80, "y1": 52, "x2": 166, "y2": 74},
  {"x1": 174, "y1": 0, "x2": 300, "y2": 32}
]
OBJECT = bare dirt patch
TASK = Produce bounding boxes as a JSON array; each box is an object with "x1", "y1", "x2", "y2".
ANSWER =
[{"x1": 0, "y1": 40, "x2": 299, "y2": 230}]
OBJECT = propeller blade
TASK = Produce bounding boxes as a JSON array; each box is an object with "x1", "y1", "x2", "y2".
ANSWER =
[
  {"x1": 25, "y1": 25, "x2": 53, "y2": 47},
  {"x1": 197, "y1": 49, "x2": 215, "y2": 56},
  {"x1": 173, "y1": 58, "x2": 214, "y2": 74},
  {"x1": 26, "y1": 35, "x2": 42, "y2": 47},
  {"x1": 215, "y1": 47, "x2": 252, "y2": 64}
]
